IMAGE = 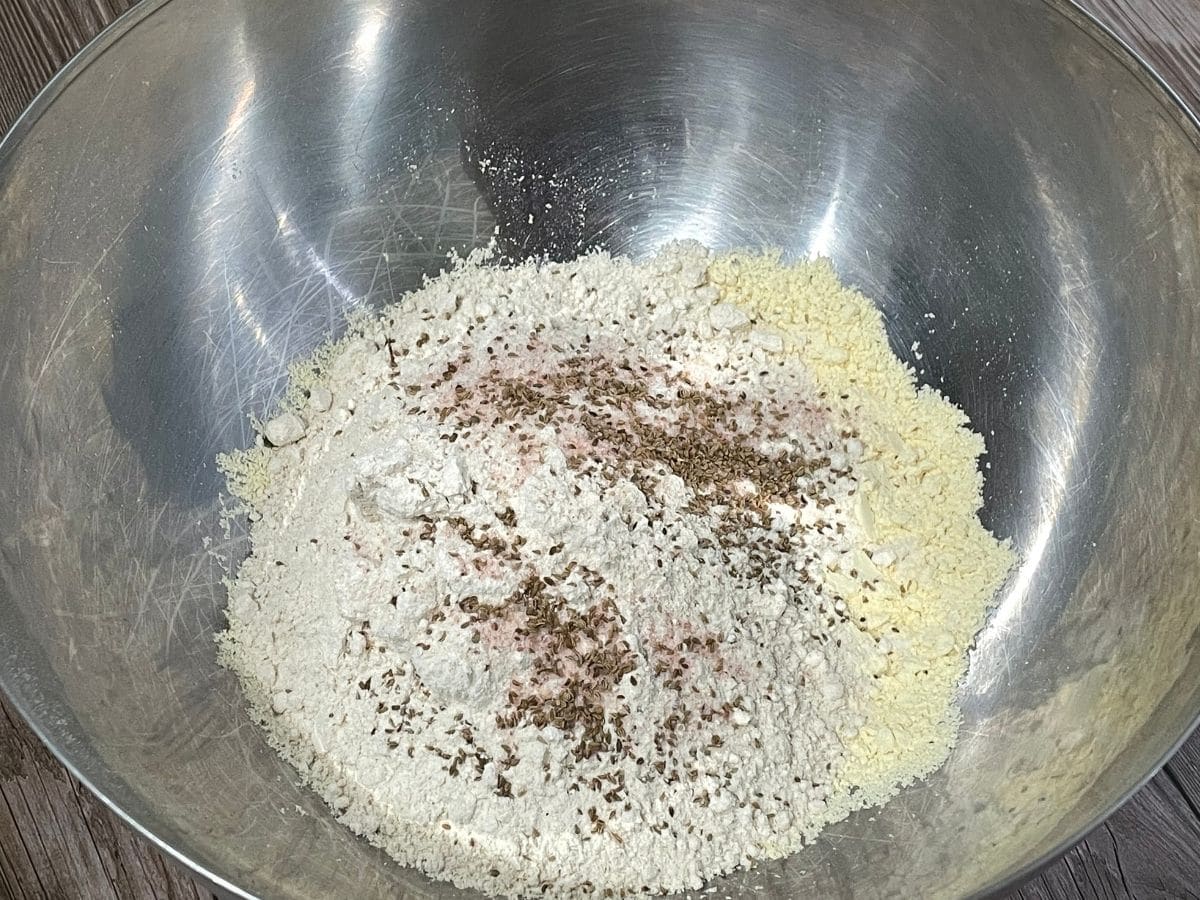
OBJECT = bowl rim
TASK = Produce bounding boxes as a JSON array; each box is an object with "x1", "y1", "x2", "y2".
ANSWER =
[{"x1": 1, "y1": 0, "x2": 1198, "y2": 897}]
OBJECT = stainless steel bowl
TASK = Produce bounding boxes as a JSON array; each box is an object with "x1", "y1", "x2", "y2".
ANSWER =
[{"x1": 2, "y1": 0, "x2": 1199, "y2": 897}]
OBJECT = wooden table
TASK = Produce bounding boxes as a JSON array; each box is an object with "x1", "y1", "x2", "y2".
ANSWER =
[{"x1": 1, "y1": 0, "x2": 1199, "y2": 897}]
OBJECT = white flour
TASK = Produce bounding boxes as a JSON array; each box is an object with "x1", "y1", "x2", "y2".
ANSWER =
[{"x1": 219, "y1": 242, "x2": 1013, "y2": 897}]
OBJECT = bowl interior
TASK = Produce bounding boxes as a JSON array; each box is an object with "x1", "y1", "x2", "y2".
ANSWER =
[{"x1": 2, "y1": 0, "x2": 1200, "y2": 897}]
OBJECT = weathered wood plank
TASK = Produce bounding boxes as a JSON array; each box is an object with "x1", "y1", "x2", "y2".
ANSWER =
[
  {"x1": 68, "y1": 777, "x2": 183, "y2": 900},
  {"x1": 0, "y1": 695, "x2": 209, "y2": 900},
  {"x1": 0, "y1": 0, "x2": 135, "y2": 131},
  {"x1": 0, "y1": 787, "x2": 53, "y2": 899},
  {"x1": 1013, "y1": 765, "x2": 1200, "y2": 900},
  {"x1": 1015, "y1": 832, "x2": 1126, "y2": 900},
  {"x1": 1084, "y1": 0, "x2": 1200, "y2": 111},
  {"x1": 1, "y1": 699, "x2": 81, "y2": 899},
  {"x1": 1105, "y1": 773, "x2": 1200, "y2": 898},
  {"x1": 1164, "y1": 727, "x2": 1200, "y2": 819}
]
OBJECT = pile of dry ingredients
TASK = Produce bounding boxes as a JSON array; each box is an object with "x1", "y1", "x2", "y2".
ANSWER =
[{"x1": 218, "y1": 242, "x2": 1013, "y2": 898}]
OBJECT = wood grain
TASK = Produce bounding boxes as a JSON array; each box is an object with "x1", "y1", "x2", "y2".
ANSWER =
[
  {"x1": 0, "y1": 694, "x2": 207, "y2": 900},
  {"x1": 0, "y1": 0, "x2": 135, "y2": 131},
  {"x1": 1, "y1": 0, "x2": 1199, "y2": 898}
]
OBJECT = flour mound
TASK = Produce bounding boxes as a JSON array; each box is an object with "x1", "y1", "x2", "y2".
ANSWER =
[{"x1": 218, "y1": 242, "x2": 1012, "y2": 897}]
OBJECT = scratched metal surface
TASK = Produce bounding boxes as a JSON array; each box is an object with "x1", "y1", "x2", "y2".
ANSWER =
[{"x1": 1, "y1": 0, "x2": 1199, "y2": 898}]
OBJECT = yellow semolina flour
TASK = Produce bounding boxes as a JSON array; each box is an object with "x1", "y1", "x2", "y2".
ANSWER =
[{"x1": 708, "y1": 251, "x2": 1015, "y2": 811}]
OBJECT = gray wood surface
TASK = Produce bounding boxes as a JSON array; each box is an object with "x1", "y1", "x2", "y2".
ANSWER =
[{"x1": 1, "y1": 0, "x2": 1199, "y2": 898}]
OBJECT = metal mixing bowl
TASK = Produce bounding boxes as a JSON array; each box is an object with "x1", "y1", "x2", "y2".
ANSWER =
[{"x1": 2, "y1": 0, "x2": 1199, "y2": 896}]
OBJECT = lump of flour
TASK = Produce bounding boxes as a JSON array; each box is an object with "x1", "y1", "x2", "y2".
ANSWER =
[{"x1": 218, "y1": 242, "x2": 1013, "y2": 897}]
